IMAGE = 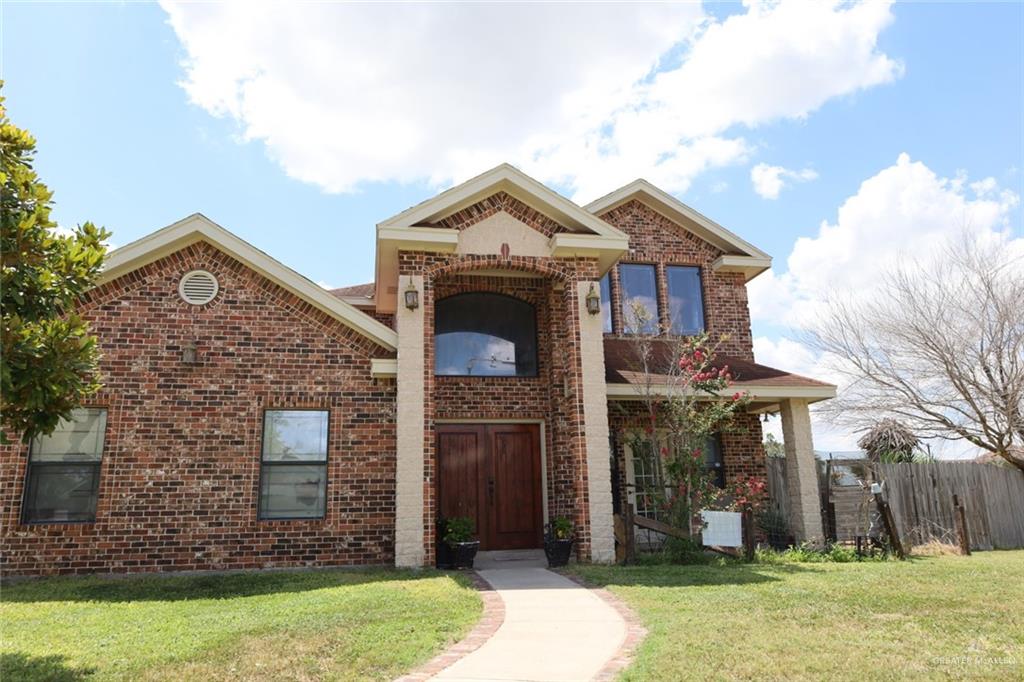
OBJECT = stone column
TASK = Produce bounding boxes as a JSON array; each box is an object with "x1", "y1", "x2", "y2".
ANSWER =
[
  {"x1": 779, "y1": 398, "x2": 825, "y2": 545},
  {"x1": 394, "y1": 275, "x2": 426, "y2": 567},
  {"x1": 577, "y1": 280, "x2": 615, "y2": 563}
]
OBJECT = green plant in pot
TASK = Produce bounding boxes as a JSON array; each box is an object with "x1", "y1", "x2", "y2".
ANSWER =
[
  {"x1": 443, "y1": 516, "x2": 480, "y2": 569},
  {"x1": 544, "y1": 516, "x2": 574, "y2": 567}
]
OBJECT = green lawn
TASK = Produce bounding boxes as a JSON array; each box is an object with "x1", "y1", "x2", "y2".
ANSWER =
[
  {"x1": 1, "y1": 568, "x2": 481, "y2": 681},
  {"x1": 570, "y1": 551, "x2": 1024, "y2": 681}
]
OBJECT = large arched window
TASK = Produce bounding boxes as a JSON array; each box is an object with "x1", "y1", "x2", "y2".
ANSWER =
[{"x1": 435, "y1": 293, "x2": 538, "y2": 377}]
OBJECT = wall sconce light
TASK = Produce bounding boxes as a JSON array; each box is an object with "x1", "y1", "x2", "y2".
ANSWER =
[
  {"x1": 404, "y1": 280, "x2": 420, "y2": 311},
  {"x1": 182, "y1": 340, "x2": 198, "y2": 364},
  {"x1": 585, "y1": 283, "x2": 601, "y2": 315}
]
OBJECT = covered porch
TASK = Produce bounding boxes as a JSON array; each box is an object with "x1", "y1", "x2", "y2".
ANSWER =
[{"x1": 603, "y1": 339, "x2": 837, "y2": 545}]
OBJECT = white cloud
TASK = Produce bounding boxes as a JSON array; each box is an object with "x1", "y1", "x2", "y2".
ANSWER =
[
  {"x1": 750, "y1": 155, "x2": 1021, "y2": 457},
  {"x1": 750, "y1": 163, "x2": 818, "y2": 199},
  {"x1": 161, "y1": 0, "x2": 901, "y2": 200},
  {"x1": 750, "y1": 153, "x2": 1020, "y2": 329}
]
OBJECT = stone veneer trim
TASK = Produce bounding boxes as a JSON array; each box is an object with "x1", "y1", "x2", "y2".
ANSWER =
[
  {"x1": 578, "y1": 280, "x2": 616, "y2": 563},
  {"x1": 395, "y1": 274, "x2": 426, "y2": 567}
]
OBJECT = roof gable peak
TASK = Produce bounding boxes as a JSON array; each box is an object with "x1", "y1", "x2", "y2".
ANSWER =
[
  {"x1": 101, "y1": 214, "x2": 398, "y2": 351},
  {"x1": 585, "y1": 179, "x2": 771, "y2": 263},
  {"x1": 379, "y1": 163, "x2": 627, "y2": 240}
]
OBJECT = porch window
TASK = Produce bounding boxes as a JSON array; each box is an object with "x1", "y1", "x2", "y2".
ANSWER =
[
  {"x1": 619, "y1": 264, "x2": 658, "y2": 334},
  {"x1": 22, "y1": 408, "x2": 106, "y2": 523},
  {"x1": 628, "y1": 434, "x2": 726, "y2": 519},
  {"x1": 259, "y1": 410, "x2": 329, "y2": 519},
  {"x1": 435, "y1": 293, "x2": 538, "y2": 377},
  {"x1": 703, "y1": 436, "x2": 725, "y2": 489},
  {"x1": 599, "y1": 273, "x2": 612, "y2": 333},
  {"x1": 631, "y1": 441, "x2": 666, "y2": 521},
  {"x1": 666, "y1": 266, "x2": 705, "y2": 335}
]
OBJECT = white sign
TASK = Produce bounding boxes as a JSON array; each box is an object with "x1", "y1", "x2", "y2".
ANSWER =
[{"x1": 700, "y1": 510, "x2": 743, "y2": 547}]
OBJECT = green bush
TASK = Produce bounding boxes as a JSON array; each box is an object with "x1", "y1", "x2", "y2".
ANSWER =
[
  {"x1": 755, "y1": 543, "x2": 888, "y2": 564},
  {"x1": 442, "y1": 517, "x2": 476, "y2": 546}
]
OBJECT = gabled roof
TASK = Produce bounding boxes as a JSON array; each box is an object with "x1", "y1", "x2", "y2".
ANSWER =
[
  {"x1": 101, "y1": 214, "x2": 398, "y2": 351},
  {"x1": 585, "y1": 179, "x2": 772, "y2": 280},
  {"x1": 374, "y1": 164, "x2": 630, "y2": 311},
  {"x1": 380, "y1": 163, "x2": 627, "y2": 239}
]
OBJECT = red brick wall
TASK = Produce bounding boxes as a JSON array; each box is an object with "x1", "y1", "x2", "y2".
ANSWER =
[
  {"x1": 432, "y1": 191, "x2": 567, "y2": 237},
  {"x1": 598, "y1": 200, "x2": 754, "y2": 359},
  {"x1": 0, "y1": 243, "x2": 397, "y2": 576}
]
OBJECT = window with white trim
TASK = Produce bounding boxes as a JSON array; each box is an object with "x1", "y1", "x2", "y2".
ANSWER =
[
  {"x1": 23, "y1": 408, "x2": 107, "y2": 523},
  {"x1": 259, "y1": 410, "x2": 329, "y2": 519}
]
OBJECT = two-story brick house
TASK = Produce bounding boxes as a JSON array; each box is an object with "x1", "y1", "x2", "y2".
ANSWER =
[{"x1": 0, "y1": 164, "x2": 834, "y2": 575}]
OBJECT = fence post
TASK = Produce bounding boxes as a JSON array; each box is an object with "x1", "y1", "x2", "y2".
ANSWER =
[
  {"x1": 953, "y1": 494, "x2": 972, "y2": 555},
  {"x1": 874, "y1": 491, "x2": 907, "y2": 559}
]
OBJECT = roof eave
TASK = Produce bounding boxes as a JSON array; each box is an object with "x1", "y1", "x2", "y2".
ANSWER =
[
  {"x1": 102, "y1": 214, "x2": 399, "y2": 352},
  {"x1": 586, "y1": 179, "x2": 771, "y2": 261}
]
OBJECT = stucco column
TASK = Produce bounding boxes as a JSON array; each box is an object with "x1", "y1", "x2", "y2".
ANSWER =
[
  {"x1": 779, "y1": 398, "x2": 824, "y2": 545},
  {"x1": 395, "y1": 275, "x2": 426, "y2": 567},
  {"x1": 577, "y1": 280, "x2": 615, "y2": 563}
]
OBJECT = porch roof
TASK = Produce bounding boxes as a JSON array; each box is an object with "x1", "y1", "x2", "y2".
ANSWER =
[{"x1": 602, "y1": 338, "x2": 836, "y2": 406}]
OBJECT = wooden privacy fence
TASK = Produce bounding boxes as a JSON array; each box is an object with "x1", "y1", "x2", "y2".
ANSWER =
[
  {"x1": 876, "y1": 462, "x2": 1024, "y2": 551},
  {"x1": 767, "y1": 457, "x2": 1024, "y2": 551}
]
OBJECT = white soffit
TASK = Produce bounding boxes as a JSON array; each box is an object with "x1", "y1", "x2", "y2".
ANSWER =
[{"x1": 102, "y1": 213, "x2": 398, "y2": 351}]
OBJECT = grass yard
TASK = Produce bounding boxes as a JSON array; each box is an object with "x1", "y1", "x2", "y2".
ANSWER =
[
  {"x1": 1, "y1": 568, "x2": 481, "y2": 681},
  {"x1": 570, "y1": 550, "x2": 1024, "y2": 681}
]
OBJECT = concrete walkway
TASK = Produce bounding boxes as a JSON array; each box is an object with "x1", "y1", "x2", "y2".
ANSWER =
[{"x1": 433, "y1": 552, "x2": 628, "y2": 682}]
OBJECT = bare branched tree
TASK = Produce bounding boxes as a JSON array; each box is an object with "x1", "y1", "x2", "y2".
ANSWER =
[{"x1": 804, "y1": 233, "x2": 1024, "y2": 472}]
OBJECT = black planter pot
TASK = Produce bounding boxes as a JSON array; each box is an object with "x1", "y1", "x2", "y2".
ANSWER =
[
  {"x1": 436, "y1": 537, "x2": 455, "y2": 569},
  {"x1": 544, "y1": 538, "x2": 574, "y2": 567},
  {"x1": 449, "y1": 541, "x2": 480, "y2": 569}
]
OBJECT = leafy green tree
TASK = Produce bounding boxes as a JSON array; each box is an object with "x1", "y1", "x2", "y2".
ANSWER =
[
  {"x1": 763, "y1": 432, "x2": 785, "y2": 458},
  {"x1": 1, "y1": 88, "x2": 110, "y2": 443}
]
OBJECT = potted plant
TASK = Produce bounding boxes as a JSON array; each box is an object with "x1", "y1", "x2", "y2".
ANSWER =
[
  {"x1": 544, "y1": 516, "x2": 574, "y2": 567},
  {"x1": 435, "y1": 517, "x2": 454, "y2": 569},
  {"x1": 442, "y1": 516, "x2": 479, "y2": 569}
]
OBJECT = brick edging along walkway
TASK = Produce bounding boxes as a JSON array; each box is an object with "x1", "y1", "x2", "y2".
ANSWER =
[
  {"x1": 560, "y1": 571, "x2": 648, "y2": 682},
  {"x1": 395, "y1": 571, "x2": 506, "y2": 682}
]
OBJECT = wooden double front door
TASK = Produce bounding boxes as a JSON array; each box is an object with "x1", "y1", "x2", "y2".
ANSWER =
[{"x1": 436, "y1": 424, "x2": 543, "y2": 551}]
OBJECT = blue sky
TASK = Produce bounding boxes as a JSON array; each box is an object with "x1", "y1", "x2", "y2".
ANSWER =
[{"x1": 3, "y1": 1, "x2": 1021, "y2": 451}]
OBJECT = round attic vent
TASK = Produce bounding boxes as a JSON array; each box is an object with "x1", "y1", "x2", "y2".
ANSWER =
[{"x1": 178, "y1": 270, "x2": 219, "y2": 305}]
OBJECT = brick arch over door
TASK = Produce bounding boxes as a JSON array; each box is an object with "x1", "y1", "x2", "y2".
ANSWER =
[{"x1": 416, "y1": 253, "x2": 600, "y2": 563}]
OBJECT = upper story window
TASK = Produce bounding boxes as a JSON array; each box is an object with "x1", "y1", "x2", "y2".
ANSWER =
[
  {"x1": 666, "y1": 266, "x2": 705, "y2": 335},
  {"x1": 435, "y1": 293, "x2": 538, "y2": 377},
  {"x1": 23, "y1": 408, "x2": 107, "y2": 523},
  {"x1": 619, "y1": 264, "x2": 659, "y2": 334},
  {"x1": 259, "y1": 410, "x2": 329, "y2": 520},
  {"x1": 599, "y1": 274, "x2": 612, "y2": 333}
]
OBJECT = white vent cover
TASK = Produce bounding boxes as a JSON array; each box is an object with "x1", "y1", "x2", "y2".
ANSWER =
[{"x1": 178, "y1": 270, "x2": 219, "y2": 305}]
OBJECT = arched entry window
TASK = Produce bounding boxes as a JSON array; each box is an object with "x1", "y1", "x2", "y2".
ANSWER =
[{"x1": 435, "y1": 293, "x2": 538, "y2": 377}]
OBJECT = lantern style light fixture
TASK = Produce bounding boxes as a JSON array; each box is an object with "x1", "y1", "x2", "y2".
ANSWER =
[
  {"x1": 404, "y1": 280, "x2": 420, "y2": 311},
  {"x1": 585, "y1": 283, "x2": 601, "y2": 315}
]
